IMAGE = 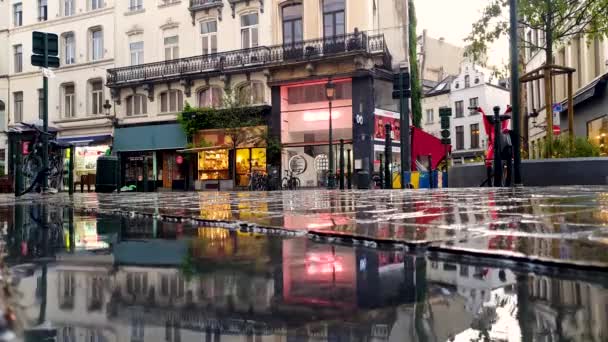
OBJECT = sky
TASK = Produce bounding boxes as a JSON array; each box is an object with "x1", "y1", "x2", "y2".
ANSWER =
[{"x1": 414, "y1": 0, "x2": 509, "y2": 68}]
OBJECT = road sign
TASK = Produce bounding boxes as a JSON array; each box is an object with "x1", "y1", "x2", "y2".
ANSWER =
[
  {"x1": 439, "y1": 107, "x2": 452, "y2": 117},
  {"x1": 31, "y1": 55, "x2": 60, "y2": 68},
  {"x1": 441, "y1": 129, "x2": 451, "y2": 139},
  {"x1": 552, "y1": 103, "x2": 563, "y2": 113},
  {"x1": 441, "y1": 138, "x2": 451, "y2": 145},
  {"x1": 392, "y1": 69, "x2": 411, "y2": 99},
  {"x1": 32, "y1": 31, "x2": 58, "y2": 56},
  {"x1": 440, "y1": 116, "x2": 450, "y2": 129}
]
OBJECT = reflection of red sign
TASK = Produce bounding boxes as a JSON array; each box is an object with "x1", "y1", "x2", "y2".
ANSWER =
[
  {"x1": 22, "y1": 142, "x2": 30, "y2": 155},
  {"x1": 374, "y1": 115, "x2": 401, "y2": 141},
  {"x1": 176, "y1": 155, "x2": 184, "y2": 165},
  {"x1": 553, "y1": 125, "x2": 561, "y2": 136}
]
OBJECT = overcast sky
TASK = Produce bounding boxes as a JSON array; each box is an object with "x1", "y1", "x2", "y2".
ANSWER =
[{"x1": 414, "y1": 0, "x2": 509, "y2": 68}]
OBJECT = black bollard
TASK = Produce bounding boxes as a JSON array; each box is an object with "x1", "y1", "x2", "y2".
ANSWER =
[
  {"x1": 347, "y1": 149, "x2": 352, "y2": 189},
  {"x1": 339, "y1": 139, "x2": 345, "y2": 190},
  {"x1": 384, "y1": 123, "x2": 392, "y2": 189},
  {"x1": 428, "y1": 154, "x2": 433, "y2": 189},
  {"x1": 379, "y1": 154, "x2": 383, "y2": 189},
  {"x1": 493, "y1": 106, "x2": 502, "y2": 187}
]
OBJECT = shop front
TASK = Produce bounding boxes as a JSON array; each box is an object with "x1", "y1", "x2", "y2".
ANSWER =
[
  {"x1": 188, "y1": 127, "x2": 267, "y2": 191},
  {"x1": 113, "y1": 123, "x2": 188, "y2": 192},
  {"x1": 57, "y1": 135, "x2": 112, "y2": 191},
  {"x1": 279, "y1": 79, "x2": 354, "y2": 188}
]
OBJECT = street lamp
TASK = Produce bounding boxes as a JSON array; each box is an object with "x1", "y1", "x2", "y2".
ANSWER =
[
  {"x1": 103, "y1": 99, "x2": 112, "y2": 116},
  {"x1": 326, "y1": 79, "x2": 336, "y2": 189}
]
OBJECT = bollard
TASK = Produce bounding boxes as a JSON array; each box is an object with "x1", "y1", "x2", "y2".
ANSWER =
[
  {"x1": 68, "y1": 145, "x2": 75, "y2": 195},
  {"x1": 347, "y1": 149, "x2": 352, "y2": 189},
  {"x1": 14, "y1": 137, "x2": 23, "y2": 196},
  {"x1": 339, "y1": 139, "x2": 345, "y2": 190},
  {"x1": 384, "y1": 123, "x2": 392, "y2": 189},
  {"x1": 379, "y1": 154, "x2": 383, "y2": 189},
  {"x1": 143, "y1": 156, "x2": 149, "y2": 192},
  {"x1": 428, "y1": 154, "x2": 433, "y2": 189}
]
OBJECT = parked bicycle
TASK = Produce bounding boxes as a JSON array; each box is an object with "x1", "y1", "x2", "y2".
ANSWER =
[
  {"x1": 248, "y1": 171, "x2": 268, "y2": 191},
  {"x1": 282, "y1": 170, "x2": 301, "y2": 190},
  {"x1": 20, "y1": 122, "x2": 67, "y2": 192}
]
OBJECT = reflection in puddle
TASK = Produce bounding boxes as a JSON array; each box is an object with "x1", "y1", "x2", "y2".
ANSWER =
[{"x1": 3, "y1": 204, "x2": 608, "y2": 341}]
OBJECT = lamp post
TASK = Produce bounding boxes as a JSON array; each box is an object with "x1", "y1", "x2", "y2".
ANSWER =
[{"x1": 326, "y1": 79, "x2": 336, "y2": 189}]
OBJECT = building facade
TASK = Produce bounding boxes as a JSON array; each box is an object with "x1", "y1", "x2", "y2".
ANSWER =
[
  {"x1": 524, "y1": 28, "x2": 608, "y2": 158},
  {"x1": 422, "y1": 61, "x2": 510, "y2": 163},
  {"x1": 105, "y1": 0, "x2": 408, "y2": 190},
  {"x1": 1, "y1": 0, "x2": 115, "y2": 181},
  {"x1": 417, "y1": 30, "x2": 465, "y2": 92}
]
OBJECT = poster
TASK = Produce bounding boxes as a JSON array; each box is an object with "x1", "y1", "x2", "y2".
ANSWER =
[{"x1": 374, "y1": 109, "x2": 402, "y2": 141}]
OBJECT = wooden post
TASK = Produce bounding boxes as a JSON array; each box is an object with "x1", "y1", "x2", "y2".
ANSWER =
[
  {"x1": 567, "y1": 72, "x2": 574, "y2": 139},
  {"x1": 544, "y1": 67, "x2": 553, "y2": 158}
]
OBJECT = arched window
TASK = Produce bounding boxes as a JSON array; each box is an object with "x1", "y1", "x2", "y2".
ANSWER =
[
  {"x1": 159, "y1": 89, "x2": 184, "y2": 113},
  {"x1": 282, "y1": 3, "x2": 303, "y2": 45},
  {"x1": 323, "y1": 0, "x2": 345, "y2": 37},
  {"x1": 236, "y1": 81, "x2": 264, "y2": 105},
  {"x1": 125, "y1": 94, "x2": 147, "y2": 116},
  {"x1": 464, "y1": 75, "x2": 470, "y2": 88},
  {"x1": 197, "y1": 87, "x2": 223, "y2": 108},
  {"x1": 88, "y1": 79, "x2": 104, "y2": 115}
]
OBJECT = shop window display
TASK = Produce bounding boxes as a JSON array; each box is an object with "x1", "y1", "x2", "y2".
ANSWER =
[
  {"x1": 236, "y1": 148, "x2": 267, "y2": 186},
  {"x1": 198, "y1": 149, "x2": 229, "y2": 180}
]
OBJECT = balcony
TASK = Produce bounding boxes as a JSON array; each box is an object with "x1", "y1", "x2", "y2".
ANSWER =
[
  {"x1": 188, "y1": 0, "x2": 223, "y2": 22},
  {"x1": 106, "y1": 32, "x2": 392, "y2": 87}
]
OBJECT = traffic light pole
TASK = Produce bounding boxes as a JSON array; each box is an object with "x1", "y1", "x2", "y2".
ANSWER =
[
  {"x1": 42, "y1": 34, "x2": 49, "y2": 190},
  {"x1": 400, "y1": 71, "x2": 411, "y2": 188}
]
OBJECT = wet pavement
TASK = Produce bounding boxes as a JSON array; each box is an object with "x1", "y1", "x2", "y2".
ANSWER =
[
  {"x1": 2, "y1": 186, "x2": 608, "y2": 267},
  {"x1": 1, "y1": 204, "x2": 608, "y2": 342}
]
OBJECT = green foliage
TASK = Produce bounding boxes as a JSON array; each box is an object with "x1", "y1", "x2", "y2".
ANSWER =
[
  {"x1": 538, "y1": 135, "x2": 601, "y2": 158},
  {"x1": 467, "y1": 0, "x2": 608, "y2": 63},
  {"x1": 409, "y1": 0, "x2": 423, "y2": 128}
]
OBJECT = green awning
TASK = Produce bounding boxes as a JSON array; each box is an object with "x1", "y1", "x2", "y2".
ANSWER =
[{"x1": 113, "y1": 123, "x2": 187, "y2": 152}]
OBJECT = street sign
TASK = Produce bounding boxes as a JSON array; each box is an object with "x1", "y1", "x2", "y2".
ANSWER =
[
  {"x1": 32, "y1": 31, "x2": 58, "y2": 56},
  {"x1": 31, "y1": 55, "x2": 60, "y2": 68},
  {"x1": 441, "y1": 138, "x2": 451, "y2": 145},
  {"x1": 439, "y1": 107, "x2": 452, "y2": 117},
  {"x1": 552, "y1": 103, "x2": 563, "y2": 113},
  {"x1": 441, "y1": 129, "x2": 451, "y2": 139},
  {"x1": 392, "y1": 69, "x2": 411, "y2": 99},
  {"x1": 440, "y1": 116, "x2": 450, "y2": 129}
]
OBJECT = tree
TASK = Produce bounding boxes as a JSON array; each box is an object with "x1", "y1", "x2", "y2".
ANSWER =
[
  {"x1": 467, "y1": 0, "x2": 608, "y2": 67},
  {"x1": 409, "y1": 0, "x2": 423, "y2": 128}
]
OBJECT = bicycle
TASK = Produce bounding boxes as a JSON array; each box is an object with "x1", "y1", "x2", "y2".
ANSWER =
[
  {"x1": 282, "y1": 170, "x2": 301, "y2": 190},
  {"x1": 20, "y1": 122, "x2": 66, "y2": 192},
  {"x1": 248, "y1": 171, "x2": 268, "y2": 191}
]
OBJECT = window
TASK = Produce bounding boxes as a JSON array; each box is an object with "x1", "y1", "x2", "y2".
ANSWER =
[
  {"x1": 470, "y1": 123, "x2": 480, "y2": 149},
  {"x1": 64, "y1": 0, "x2": 75, "y2": 16},
  {"x1": 526, "y1": 31, "x2": 533, "y2": 57},
  {"x1": 241, "y1": 13, "x2": 259, "y2": 49},
  {"x1": 587, "y1": 115, "x2": 608, "y2": 155},
  {"x1": 90, "y1": 80, "x2": 104, "y2": 115},
  {"x1": 13, "y1": 45, "x2": 22, "y2": 73},
  {"x1": 91, "y1": 0, "x2": 103, "y2": 10},
  {"x1": 323, "y1": 0, "x2": 345, "y2": 37},
  {"x1": 130, "y1": 41, "x2": 144, "y2": 65},
  {"x1": 129, "y1": 0, "x2": 143, "y2": 11},
  {"x1": 237, "y1": 82, "x2": 264, "y2": 105},
  {"x1": 13, "y1": 92, "x2": 23, "y2": 123},
  {"x1": 469, "y1": 97, "x2": 479, "y2": 114},
  {"x1": 164, "y1": 35, "x2": 179, "y2": 60},
  {"x1": 91, "y1": 28, "x2": 104, "y2": 61},
  {"x1": 455, "y1": 125, "x2": 464, "y2": 150},
  {"x1": 282, "y1": 3, "x2": 303, "y2": 45},
  {"x1": 63, "y1": 84, "x2": 76, "y2": 118},
  {"x1": 200, "y1": 20, "x2": 218, "y2": 55},
  {"x1": 160, "y1": 90, "x2": 184, "y2": 113},
  {"x1": 426, "y1": 109, "x2": 434, "y2": 123},
  {"x1": 126, "y1": 273, "x2": 148, "y2": 296},
  {"x1": 455, "y1": 101, "x2": 464, "y2": 118},
  {"x1": 64, "y1": 33, "x2": 76, "y2": 65},
  {"x1": 464, "y1": 75, "x2": 470, "y2": 88},
  {"x1": 197, "y1": 87, "x2": 223, "y2": 108},
  {"x1": 594, "y1": 37, "x2": 602, "y2": 77},
  {"x1": 459, "y1": 265, "x2": 469, "y2": 277},
  {"x1": 161, "y1": 0, "x2": 179, "y2": 5},
  {"x1": 14, "y1": 3, "x2": 22, "y2": 27},
  {"x1": 286, "y1": 81, "x2": 351, "y2": 104},
  {"x1": 38, "y1": 0, "x2": 48, "y2": 21},
  {"x1": 60, "y1": 326, "x2": 76, "y2": 342},
  {"x1": 38, "y1": 89, "x2": 44, "y2": 119},
  {"x1": 125, "y1": 94, "x2": 147, "y2": 116},
  {"x1": 0, "y1": 101, "x2": 6, "y2": 132}
]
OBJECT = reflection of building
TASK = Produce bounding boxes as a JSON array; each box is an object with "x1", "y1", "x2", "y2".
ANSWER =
[{"x1": 528, "y1": 275, "x2": 608, "y2": 342}]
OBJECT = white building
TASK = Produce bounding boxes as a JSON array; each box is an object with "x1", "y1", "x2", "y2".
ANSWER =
[
  {"x1": 1, "y1": 0, "x2": 115, "y2": 178},
  {"x1": 422, "y1": 61, "x2": 510, "y2": 163}
]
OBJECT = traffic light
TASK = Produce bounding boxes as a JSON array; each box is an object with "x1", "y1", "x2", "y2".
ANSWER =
[
  {"x1": 31, "y1": 31, "x2": 59, "y2": 68},
  {"x1": 392, "y1": 69, "x2": 411, "y2": 99},
  {"x1": 439, "y1": 107, "x2": 452, "y2": 145}
]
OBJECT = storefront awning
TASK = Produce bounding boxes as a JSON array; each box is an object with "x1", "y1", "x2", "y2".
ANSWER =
[
  {"x1": 177, "y1": 145, "x2": 231, "y2": 154},
  {"x1": 113, "y1": 123, "x2": 187, "y2": 152},
  {"x1": 57, "y1": 134, "x2": 112, "y2": 146}
]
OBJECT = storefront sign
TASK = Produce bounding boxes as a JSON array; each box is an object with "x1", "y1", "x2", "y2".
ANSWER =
[
  {"x1": 128, "y1": 156, "x2": 144, "y2": 161},
  {"x1": 176, "y1": 155, "x2": 184, "y2": 165}
]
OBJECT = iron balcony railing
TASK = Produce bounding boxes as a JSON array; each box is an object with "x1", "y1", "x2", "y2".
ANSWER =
[
  {"x1": 189, "y1": 0, "x2": 223, "y2": 10},
  {"x1": 107, "y1": 32, "x2": 391, "y2": 86}
]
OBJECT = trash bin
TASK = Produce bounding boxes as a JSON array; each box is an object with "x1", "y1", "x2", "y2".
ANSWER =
[
  {"x1": 95, "y1": 155, "x2": 119, "y2": 193},
  {"x1": 356, "y1": 170, "x2": 371, "y2": 189}
]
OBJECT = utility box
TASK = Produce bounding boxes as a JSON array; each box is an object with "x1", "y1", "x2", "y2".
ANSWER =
[{"x1": 95, "y1": 155, "x2": 119, "y2": 193}]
